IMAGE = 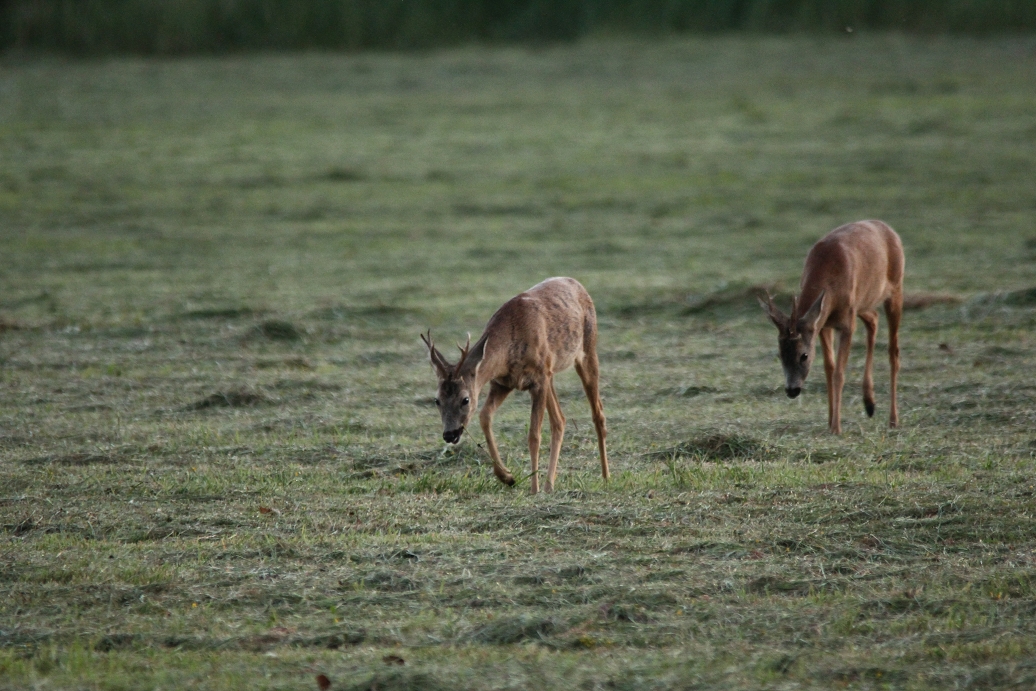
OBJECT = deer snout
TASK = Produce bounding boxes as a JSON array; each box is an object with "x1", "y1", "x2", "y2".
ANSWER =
[
  {"x1": 443, "y1": 428, "x2": 464, "y2": 444},
  {"x1": 786, "y1": 386, "x2": 802, "y2": 399}
]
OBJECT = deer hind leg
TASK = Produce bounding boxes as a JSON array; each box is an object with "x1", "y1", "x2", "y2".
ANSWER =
[
  {"x1": 859, "y1": 311, "x2": 879, "y2": 418},
  {"x1": 575, "y1": 353, "x2": 609, "y2": 481},
  {"x1": 884, "y1": 292, "x2": 902, "y2": 428},
  {"x1": 542, "y1": 379, "x2": 566, "y2": 493},
  {"x1": 479, "y1": 382, "x2": 515, "y2": 486},
  {"x1": 819, "y1": 327, "x2": 836, "y2": 431},
  {"x1": 527, "y1": 383, "x2": 548, "y2": 495},
  {"x1": 831, "y1": 323, "x2": 855, "y2": 435}
]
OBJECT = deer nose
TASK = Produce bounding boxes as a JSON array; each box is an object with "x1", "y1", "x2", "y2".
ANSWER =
[
  {"x1": 786, "y1": 387, "x2": 801, "y2": 399},
  {"x1": 443, "y1": 428, "x2": 463, "y2": 444}
]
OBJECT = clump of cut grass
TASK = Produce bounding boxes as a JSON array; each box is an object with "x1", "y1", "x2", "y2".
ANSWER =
[
  {"x1": 311, "y1": 304, "x2": 419, "y2": 323},
  {"x1": 0, "y1": 317, "x2": 23, "y2": 333},
  {"x1": 22, "y1": 452, "x2": 126, "y2": 466},
  {"x1": 361, "y1": 570, "x2": 419, "y2": 592},
  {"x1": 254, "y1": 319, "x2": 303, "y2": 341},
  {"x1": 320, "y1": 167, "x2": 366, "y2": 183},
  {"x1": 341, "y1": 669, "x2": 456, "y2": 691},
  {"x1": 965, "y1": 286, "x2": 1036, "y2": 311},
  {"x1": 254, "y1": 355, "x2": 313, "y2": 369},
  {"x1": 465, "y1": 615, "x2": 564, "y2": 645},
  {"x1": 1003, "y1": 286, "x2": 1036, "y2": 306},
  {"x1": 188, "y1": 388, "x2": 271, "y2": 409},
  {"x1": 902, "y1": 292, "x2": 963, "y2": 310},
  {"x1": 649, "y1": 433, "x2": 777, "y2": 461},
  {"x1": 683, "y1": 283, "x2": 782, "y2": 316},
  {"x1": 658, "y1": 384, "x2": 721, "y2": 397},
  {"x1": 600, "y1": 602, "x2": 652, "y2": 623},
  {"x1": 93, "y1": 633, "x2": 143, "y2": 652},
  {"x1": 180, "y1": 307, "x2": 255, "y2": 320}
]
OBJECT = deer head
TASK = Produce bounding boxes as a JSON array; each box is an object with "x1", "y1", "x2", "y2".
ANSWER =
[
  {"x1": 421, "y1": 330, "x2": 487, "y2": 444},
  {"x1": 759, "y1": 291, "x2": 826, "y2": 398}
]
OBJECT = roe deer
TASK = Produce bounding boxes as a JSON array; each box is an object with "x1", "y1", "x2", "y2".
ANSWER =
[
  {"x1": 760, "y1": 220, "x2": 904, "y2": 434},
  {"x1": 421, "y1": 277, "x2": 609, "y2": 494}
]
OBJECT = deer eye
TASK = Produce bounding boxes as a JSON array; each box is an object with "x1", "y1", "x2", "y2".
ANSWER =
[
  {"x1": 800, "y1": 353, "x2": 808, "y2": 363},
  {"x1": 462, "y1": 397, "x2": 470, "y2": 406},
  {"x1": 434, "y1": 398, "x2": 440, "y2": 407}
]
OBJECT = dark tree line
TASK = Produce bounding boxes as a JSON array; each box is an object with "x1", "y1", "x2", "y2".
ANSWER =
[{"x1": 2, "y1": 0, "x2": 1034, "y2": 55}]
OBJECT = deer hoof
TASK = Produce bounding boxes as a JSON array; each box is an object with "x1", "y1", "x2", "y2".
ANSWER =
[{"x1": 865, "y1": 401, "x2": 875, "y2": 417}]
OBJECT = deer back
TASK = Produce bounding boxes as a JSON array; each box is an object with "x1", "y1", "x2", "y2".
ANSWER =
[
  {"x1": 797, "y1": 220, "x2": 903, "y2": 324},
  {"x1": 477, "y1": 277, "x2": 595, "y2": 391}
]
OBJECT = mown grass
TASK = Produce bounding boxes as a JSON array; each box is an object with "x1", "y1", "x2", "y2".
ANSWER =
[{"x1": 1, "y1": 34, "x2": 1036, "y2": 689}]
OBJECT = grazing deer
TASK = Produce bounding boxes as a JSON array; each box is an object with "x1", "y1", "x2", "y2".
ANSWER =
[
  {"x1": 760, "y1": 220, "x2": 904, "y2": 434},
  {"x1": 421, "y1": 277, "x2": 609, "y2": 494}
]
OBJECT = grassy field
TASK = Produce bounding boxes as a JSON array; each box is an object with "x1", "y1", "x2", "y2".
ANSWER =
[{"x1": 1, "y1": 34, "x2": 1036, "y2": 689}]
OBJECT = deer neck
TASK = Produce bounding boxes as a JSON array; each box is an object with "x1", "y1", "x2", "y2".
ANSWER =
[{"x1": 470, "y1": 336, "x2": 507, "y2": 391}]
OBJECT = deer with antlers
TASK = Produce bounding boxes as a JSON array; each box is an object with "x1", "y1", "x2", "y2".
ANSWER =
[
  {"x1": 421, "y1": 277, "x2": 609, "y2": 494},
  {"x1": 760, "y1": 220, "x2": 904, "y2": 434}
]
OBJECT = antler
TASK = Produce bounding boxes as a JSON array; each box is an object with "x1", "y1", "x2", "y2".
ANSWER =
[
  {"x1": 759, "y1": 291, "x2": 792, "y2": 333},
  {"x1": 421, "y1": 330, "x2": 452, "y2": 376},
  {"x1": 454, "y1": 333, "x2": 472, "y2": 373}
]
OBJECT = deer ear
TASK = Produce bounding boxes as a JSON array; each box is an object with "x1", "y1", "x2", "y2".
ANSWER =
[
  {"x1": 798, "y1": 291, "x2": 827, "y2": 333},
  {"x1": 458, "y1": 334, "x2": 487, "y2": 377},
  {"x1": 758, "y1": 294, "x2": 789, "y2": 331},
  {"x1": 420, "y1": 330, "x2": 451, "y2": 380}
]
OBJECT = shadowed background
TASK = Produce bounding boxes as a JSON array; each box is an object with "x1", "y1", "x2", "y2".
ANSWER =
[{"x1": 3, "y1": 0, "x2": 1036, "y2": 54}]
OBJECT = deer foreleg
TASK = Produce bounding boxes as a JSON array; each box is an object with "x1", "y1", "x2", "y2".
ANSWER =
[
  {"x1": 860, "y1": 311, "x2": 879, "y2": 418},
  {"x1": 542, "y1": 380, "x2": 566, "y2": 493},
  {"x1": 885, "y1": 294, "x2": 902, "y2": 428},
  {"x1": 479, "y1": 382, "x2": 515, "y2": 486},
  {"x1": 527, "y1": 384, "x2": 547, "y2": 495},
  {"x1": 819, "y1": 327, "x2": 836, "y2": 431},
  {"x1": 575, "y1": 354, "x2": 609, "y2": 481},
  {"x1": 832, "y1": 324, "x2": 855, "y2": 435}
]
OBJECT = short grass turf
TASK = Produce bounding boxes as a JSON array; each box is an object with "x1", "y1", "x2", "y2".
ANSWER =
[{"x1": 2, "y1": 34, "x2": 1036, "y2": 690}]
